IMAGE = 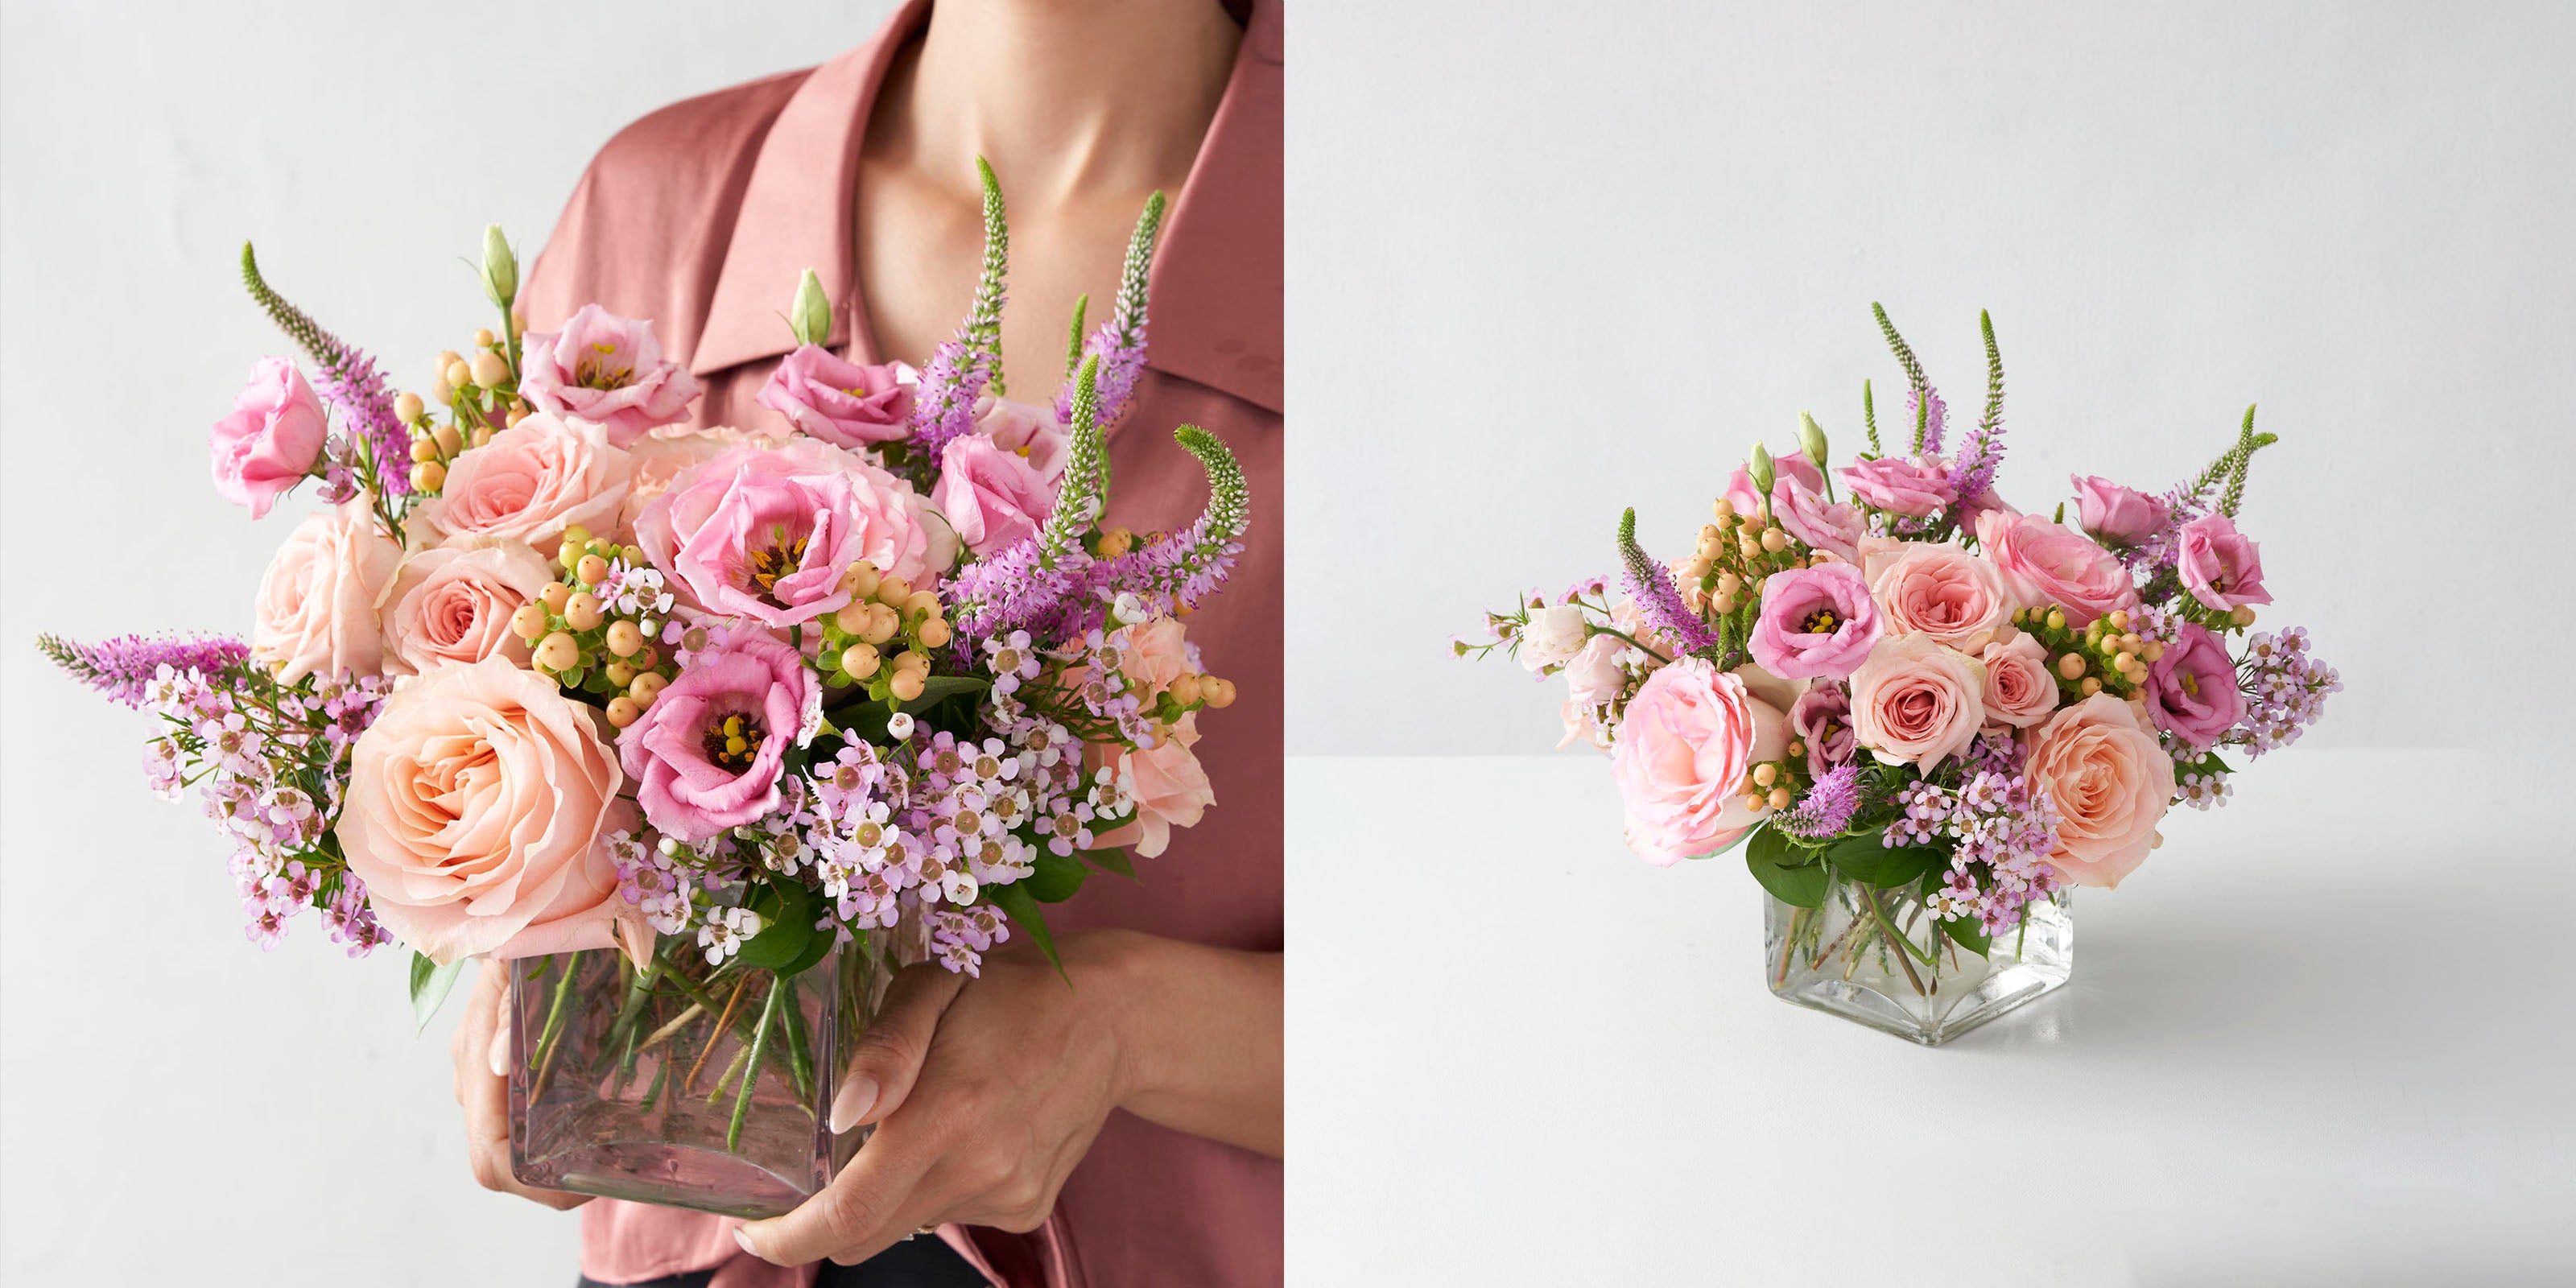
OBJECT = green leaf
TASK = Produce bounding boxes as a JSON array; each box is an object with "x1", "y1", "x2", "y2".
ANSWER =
[
  {"x1": 1939, "y1": 916, "x2": 1992, "y2": 957},
  {"x1": 1024, "y1": 847, "x2": 1089, "y2": 902},
  {"x1": 1078, "y1": 846, "x2": 1137, "y2": 880},
  {"x1": 1826, "y1": 833, "x2": 1945, "y2": 889},
  {"x1": 1745, "y1": 827, "x2": 1831, "y2": 907},
  {"x1": 1690, "y1": 828, "x2": 1757, "y2": 861},
  {"x1": 410, "y1": 952, "x2": 464, "y2": 1034},
  {"x1": 985, "y1": 881, "x2": 1067, "y2": 983},
  {"x1": 733, "y1": 881, "x2": 816, "y2": 971}
]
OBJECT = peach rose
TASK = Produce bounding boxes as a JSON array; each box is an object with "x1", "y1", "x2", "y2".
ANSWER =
[
  {"x1": 2024, "y1": 693, "x2": 2175, "y2": 888},
  {"x1": 1610, "y1": 657, "x2": 1789, "y2": 865},
  {"x1": 1116, "y1": 617, "x2": 1196, "y2": 693},
  {"x1": 1847, "y1": 633, "x2": 1986, "y2": 769},
  {"x1": 1095, "y1": 712, "x2": 1215, "y2": 859},
  {"x1": 1864, "y1": 543, "x2": 2013, "y2": 653},
  {"x1": 1975, "y1": 510, "x2": 2140, "y2": 626},
  {"x1": 253, "y1": 505, "x2": 402, "y2": 684},
  {"x1": 337, "y1": 657, "x2": 639, "y2": 964},
  {"x1": 1978, "y1": 631, "x2": 2060, "y2": 729},
  {"x1": 378, "y1": 539, "x2": 555, "y2": 677},
  {"x1": 412, "y1": 411, "x2": 633, "y2": 550}
]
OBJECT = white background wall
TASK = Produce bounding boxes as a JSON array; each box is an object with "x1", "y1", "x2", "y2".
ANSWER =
[
  {"x1": 1286, "y1": 0, "x2": 2576, "y2": 758},
  {"x1": 1, "y1": 3, "x2": 895, "y2": 1285}
]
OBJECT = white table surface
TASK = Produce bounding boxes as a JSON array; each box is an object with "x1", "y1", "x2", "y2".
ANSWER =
[{"x1": 1286, "y1": 750, "x2": 2574, "y2": 1286}]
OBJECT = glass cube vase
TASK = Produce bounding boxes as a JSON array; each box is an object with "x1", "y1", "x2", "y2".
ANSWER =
[
  {"x1": 1764, "y1": 879, "x2": 2073, "y2": 1045},
  {"x1": 507, "y1": 917, "x2": 927, "y2": 1218}
]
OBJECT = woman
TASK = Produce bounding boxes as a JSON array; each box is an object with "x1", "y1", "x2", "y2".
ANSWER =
[{"x1": 448, "y1": 2, "x2": 1283, "y2": 1284}]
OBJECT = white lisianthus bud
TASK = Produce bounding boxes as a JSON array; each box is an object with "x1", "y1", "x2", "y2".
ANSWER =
[
  {"x1": 1748, "y1": 442, "x2": 1776, "y2": 496},
  {"x1": 790, "y1": 268, "x2": 832, "y2": 348},
  {"x1": 480, "y1": 225, "x2": 518, "y2": 309},
  {"x1": 1798, "y1": 411, "x2": 1830, "y2": 470}
]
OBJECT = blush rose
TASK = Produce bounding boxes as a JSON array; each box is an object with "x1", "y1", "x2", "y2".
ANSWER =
[
  {"x1": 412, "y1": 412, "x2": 633, "y2": 551},
  {"x1": 1863, "y1": 543, "x2": 2014, "y2": 652},
  {"x1": 1847, "y1": 633, "x2": 1987, "y2": 768},
  {"x1": 1609, "y1": 658, "x2": 1789, "y2": 865},
  {"x1": 1977, "y1": 631, "x2": 2060, "y2": 730},
  {"x1": 378, "y1": 539, "x2": 555, "y2": 677},
  {"x1": 2025, "y1": 693, "x2": 2175, "y2": 888},
  {"x1": 1975, "y1": 510, "x2": 2141, "y2": 626},
  {"x1": 253, "y1": 505, "x2": 402, "y2": 684}
]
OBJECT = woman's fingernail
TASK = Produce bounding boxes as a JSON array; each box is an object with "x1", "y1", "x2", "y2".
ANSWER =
[
  {"x1": 829, "y1": 1073, "x2": 879, "y2": 1133},
  {"x1": 733, "y1": 1224, "x2": 761, "y2": 1258},
  {"x1": 489, "y1": 1006, "x2": 510, "y2": 1079}
]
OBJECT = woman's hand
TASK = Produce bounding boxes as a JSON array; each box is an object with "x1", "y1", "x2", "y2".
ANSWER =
[
  {"x1": 734, "y1": 928, "x2": 1282, "y2": 1267},
  {"x1": 449, "y1": 958, "x2": 591, "y2": 1212}
]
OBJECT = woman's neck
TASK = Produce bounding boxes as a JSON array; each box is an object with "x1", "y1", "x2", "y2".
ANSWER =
[{"x1": 883, "y1": 0, "x2": 1242, "y2": 210}]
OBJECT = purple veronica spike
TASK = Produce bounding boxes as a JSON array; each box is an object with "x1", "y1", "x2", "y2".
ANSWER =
[
  {"x1": 1773, "y1": 763, "x2": 1862, "y2": 840},
  {"x1": 1616, "y1": 509, "x2": 1719, "y2": 654},
  {"x1": 37, "y1": 632, "x2": 253, "y2": 708}
]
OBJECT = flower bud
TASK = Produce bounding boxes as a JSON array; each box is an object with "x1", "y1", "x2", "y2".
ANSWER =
[
  {"x1": 789, "y1": 268, "x2": 832, "y2": 348},
  {"x1": 480, "y1": 225, "x2": 518, "y2": 310},
  {"x1": 1747, "y1": 442, "x2": 1776, "y2": 496},
  {"x1": 1798, "y1": 411, "x2": 1829, "y2": 469}
]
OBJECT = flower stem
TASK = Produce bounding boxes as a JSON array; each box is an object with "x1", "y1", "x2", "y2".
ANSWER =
[
  {"x1": 529, "y1": 951, "x2": 585, "y2": 1100},
  {"x1": 1858, "y1": 886, "x2": 1929, "y2": 997},
  {"x1": 727, "y1": 977, "x2": 784, "y2": 1153}
]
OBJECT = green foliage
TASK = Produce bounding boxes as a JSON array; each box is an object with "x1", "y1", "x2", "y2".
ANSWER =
[
  {"x1": 410, "y1": 952, "x2": 465, "y2": 1033},
  {"x1": 733, "y1": 879, "x2": 816, "y2": 972},
  {"x1": 1938, "y1": 916, "x2": 1992, "y2": 956},
  {"x1": 1825, "y1": 832, "x2": 1946, "y2": 889},
  {"x1": 1025, "y1": 847, "x2": 1090, "y2": 902},
  {"x1": 2219, "y1": 404, "x2": 2278, "y2": 518},
  {"x1": 986, "y1": 880, "x2": 1067, "y2": 982},
  {"x1": 1746, "y1": 827, "x2": 1831, "y2": 907},
  {"x1": 1870, "y1": 302, "x2": 1931, "y2": 451},
  {"x1": 1077, "y1": 846, "x2": 1137, "y2": 879},
  {"x1": 240, "y1": 242, "x2": 339, "y2": 365}
]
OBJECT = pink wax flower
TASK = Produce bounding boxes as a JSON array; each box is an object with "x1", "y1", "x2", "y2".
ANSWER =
[
  {"x1": 210, "y1": 357, "x2": 329, "y2": 519},
  {"x1": 1609, "y1": 657, "x2": 1789, "y2": 865},
  {"x1": 754, "y1": 345, "x2": 916, "y2": 448},
  {"x1": 1725, "y1": 452, "x2": 1826, "y2": 517},
  {"x1": 1847, "y1": 633, "x2": 1987, "y2": 769},
  {"x1": 2025, "y1": 693, "x2": 2174, "y2": 888},
  {"x1": 2144, "y1": 621, "x2": 2245, "y2": 749},
  {"x1": 1977, "y1": 631, "x2": 2061, "y2": 730},
  {"x1": 1748, "y1": 563, "x2": 1884, "y2": 682},
  {"x1": 618, "y1": 631, "x2": 819, "y2": 843},
  {"x1": 1975, "y1": 509, "x2": 2142, "y2": 626},
  {"x1": 2175, "y1": 513, "x2": 2271, "y2": 610},
  {"x1": 635, "y1": 437, "x2": 948, "y2": 628},
  {"x1": 1839, "y1": 455, "x2": 1959, "y2": 518},
  {"x1": 1864, "y1": 543, "x2": 2014, "y2": 653},
  {"x1": 517, "y1": 304, "x2": 700, "y2": 447},
  {"x1": 2070, "y1": 474, "x2": 2166, "y2": 545},
  {"x1": 1788, "y1": 682, "x2": 1855, "y2": 777},
  {"x1": 932, "y1": 431, "x2": 1057, "y2": 557}
]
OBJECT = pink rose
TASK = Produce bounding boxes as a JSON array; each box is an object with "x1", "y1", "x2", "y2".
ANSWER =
[
  {"x1": 2071, "y1": 475, "x2": 2165, "y2": 545},
  {"x1": 1864, "y1": 543, "x2": 2013, "y2": 652},
  {"x1": 618, "y1": 632, "x2": 819, "y2": 843},
  {"x1": 378, "y1": 539, "x2": 555, "y2": 677},
  {"x1": 1975, "y1": 510, "x2": 2141, "y2": 626},
  {"x1": 1847, "y1": 634, "x2": 1986, "y2": 768},
  {"x1": 2175, "y1": 514, "x2": 2270, "y2": 611},
  {"x1": 1725, "y1": 453, "x2": 1827, "y2": 517},
  {"x1": 2025, "y1": 693, "x2": 2175, "y2": 888},
  {"x1": 517, "y1": 305, "x2": 700, "y2": 447},
  {"x1": 1977, "y1": 631, "x2": 2060, "y2": 730},
  {"x1": 637, "y1": 438, "x2": 946, "y2": 628},
  {"x1": 1610, "y1": 657, "x2": 1789, "y2": 865},
  {"x1": 1839, "y1": 456, "x2": 1959, "y2": 518},
  {"x1": 338, "y1": 657, "x2": 638, "y2": 964},
  {"x1": 1788, "y1": 682, "x2": 1855, "y2": 777},
  {"x1": 2143, "y1": 622, "x2": 2244, "y2": 749},
  {"x1": 1095, "y1": 712, "x2": 1216, "y2": 859},
  {"x1": 755, "y1": 346, "x2": 916, "y2": 448},
  {"x1": 210, "y1": 357, "x2": 328, "y2": 519},
  {"x1": 932, "y1": 432, "x2": 1057, "y2": 556},
  {"x1": 414, "y1": 412, "x2": 633, "y2": 551},
  {"x1": 972, "y1": 396, "x2": 1071, "y2": 481},
  {"x1": 1749, "y1": 563, "x2": 1885, "y2": 682},
  {"x1": 253, "y1": 505, "x2": 402, "y2": 684},
  {"x1": 1116, "y1": 617, "x2": 1200, "y2": 698}
]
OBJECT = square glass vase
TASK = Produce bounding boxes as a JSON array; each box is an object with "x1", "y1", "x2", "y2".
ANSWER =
[
  {"x1": 506, "y1": 917, "x2": 924, "y2": 1219},
  {"x1": 1764, "y1": 878, "x2": 2073, "y2": 1046}
]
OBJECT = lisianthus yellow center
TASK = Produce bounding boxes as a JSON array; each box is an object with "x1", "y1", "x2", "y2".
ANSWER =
[
  {"x1": 574, "y1": 341, "x2": 635, "y2": 390},
  {"x1": 703, "y1": 712, "x2": 766, "y2": 772},
  {"x1": 2179, "y1": 670, "x2": 2200, "y2": 697},
  {"x1": 1801, "y1": 609, "x2": 1841, "y2": 634},
  {"x1": 744, "y1": 524, "x2": 811, "y2": 605}
]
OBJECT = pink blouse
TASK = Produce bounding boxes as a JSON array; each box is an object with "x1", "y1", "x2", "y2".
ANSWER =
[{"x1": 515, "y1": 2, "x2": 1282, "y2": 1286}]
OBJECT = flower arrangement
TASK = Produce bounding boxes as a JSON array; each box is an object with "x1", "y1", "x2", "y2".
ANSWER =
[
  {"x1": 1463, "y1": 307, "x2": 2338, "y2": 1042},
  {"x1": 42, "y1": 161, "x2": 1249, "y2": 1207}
]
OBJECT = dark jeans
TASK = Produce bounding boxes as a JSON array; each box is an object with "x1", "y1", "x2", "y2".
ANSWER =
[{"x1": 577, "y1": 1232, "x2": 989, "y2": 1288}]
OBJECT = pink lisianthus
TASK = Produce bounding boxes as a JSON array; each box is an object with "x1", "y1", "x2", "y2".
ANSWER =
[
  {"x1": 1726, "y1": 453, "x2": 1826, "y2": 517},
  {"x1": 1862, "y1": 543, "x2": 2013, "y2": 652},
  {"x1": 1609, "y1": 657, "x2": 1789, "y2": 865},
  {"x1": 932, "y1": 432, "x2": 1057, "y2": 556},
  {"x1": 1093, "y1": 712, "x2": 1215, "y2": 859},
  {"x1": 1788, "y1": 682, "x2": 1855, "y2": 777},
  {"x1": 2143, "y1": 621, "x2": 2245, "y2": 749},
  {"x1": 2175, "y1": 514, "x2": 2271, "y2": 610},
  {"x1": 754, "y1": 346, "x2": 916, "y2": 448},
  {"x1": 1847, "y1": 633, "x2": 1986, "y2": 769},
  {"x1": 210, "y1": 357, "x2": 329, "y2": 518},
  {"x1": 2070, "y1": 474, "x2": 2166, "y2": 545},
  {"x1": 636, "y1": 437, "x2": 951, "y2": 628},
  {"x1": 1975, "y1": 509, "x2": 2141, "y2": 626},
  {"x1": 972, "y1": 395, "x2": 1071, "y2": 481},
  {"x1": 2025, "y1": 693, "x2": 2174, "y2": 888},
  {"x1": 1977, "y1": 631, "x2": 2061, "y2": 730},
  {"x1": 1840, "y1": 455, "x2": 1959, "y2": 518},
  {"x1": 1748, "y1": 563, "x2": 1884, "y2": 682},
  {"x1": 517, "y1": 305, "x2": 700, "y2": 447},
  {"x1": 1770, "y1": 473, "x2": 1864, "y2": 564},
  {"x1": 617, "y1": 631, "x2": 818, "y2": 843}
]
